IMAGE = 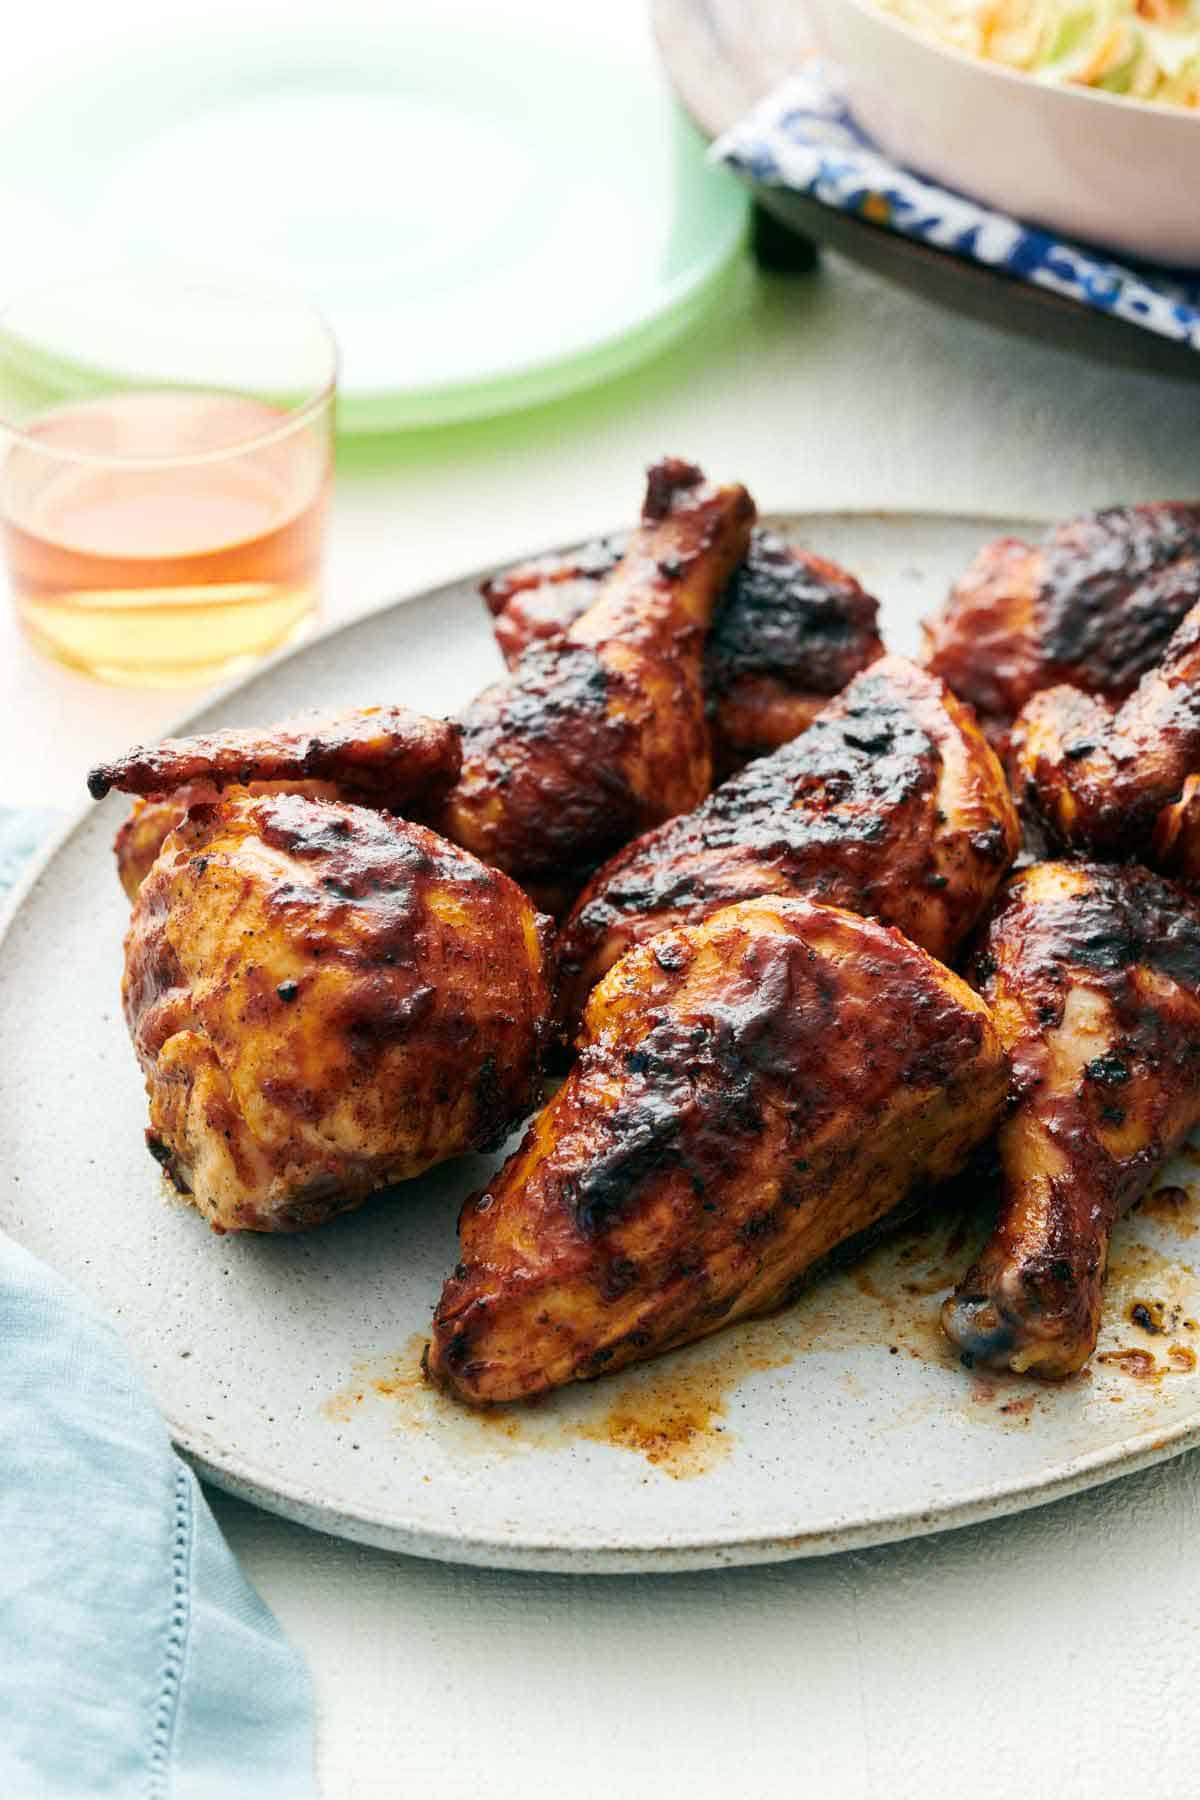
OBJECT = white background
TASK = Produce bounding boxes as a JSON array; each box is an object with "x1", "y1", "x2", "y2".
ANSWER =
[{"x1": 3, "y1": 3, "x2": 1200, "y2": 1795}]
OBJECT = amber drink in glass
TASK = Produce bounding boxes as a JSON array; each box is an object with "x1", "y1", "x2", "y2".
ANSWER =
[{"x1": 0, "y1": 276, "x2": 336, "y2": 685}]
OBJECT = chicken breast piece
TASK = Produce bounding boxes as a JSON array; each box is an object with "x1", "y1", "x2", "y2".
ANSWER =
[
  {"x1": 555, "y1": 655, "x2": 1019, "y2": 1037},
  {"x1": 124, "y1": 790, "x2": 552, "y2": 1233},
  {"x1": 427, "y1": 895, "x2": 1008, "y2": 1405},
  {"x1": 943, "y1": 861, "x2": 1200, "y2": 1378}
]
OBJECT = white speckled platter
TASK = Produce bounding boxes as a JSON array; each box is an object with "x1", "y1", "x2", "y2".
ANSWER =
[{"x1": 4, "y1": 511, "x2": 1200, "y2": 1573}]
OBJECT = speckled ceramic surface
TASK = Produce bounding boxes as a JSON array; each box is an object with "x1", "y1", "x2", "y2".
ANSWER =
[{"x1": 4, "y1": 511, "x2": 1200, "y2": 1573}]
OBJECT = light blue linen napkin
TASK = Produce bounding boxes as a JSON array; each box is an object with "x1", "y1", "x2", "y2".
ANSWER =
[{"x1": 1, "y1": 807, "x2": 318, "y2": 1800}]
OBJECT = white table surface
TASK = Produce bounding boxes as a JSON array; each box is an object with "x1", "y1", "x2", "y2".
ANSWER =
[{"x1": 5, "y1": 4, "x2": 1200, "y2": 1796}]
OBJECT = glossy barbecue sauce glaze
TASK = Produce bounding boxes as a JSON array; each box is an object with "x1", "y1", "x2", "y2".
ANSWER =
[
  {"x1": 87, "y1": 704, "x2": 462, "y2": 812},
  {"x1": 555, "y1": 658, "x2": 1018, "y2": 1033},
  {"x1": 483, "y1": 526, "x2": 883, "y2": 777},
  {"x1": 949, "y1": 863, "x2": 1200, "y2": 1372},
  {"x1": 923, "y1": 503, "x2": 1200, "y2": 746},
  {"x1": 126, "y1": 791, "x2": 553, "y2": 1229},
  {"x1": 432, "y1": 902, "x2": 1003, "y2": 1403}
]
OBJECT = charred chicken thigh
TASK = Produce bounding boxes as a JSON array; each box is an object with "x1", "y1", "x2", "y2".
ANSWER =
[
  {"x1": 943, "y1": 861, "x2": 1200, "y2": 1378},
  {"x1": 555, "y1": 655, "x2": 1019, "y2": 1037},
  {"x1": 438, "y1": 459, "x2": 754, "y2": 908},
  {"x1": 922, "y1": 504, "x2": 1200, "y2": 748},
  {"x1": 428, "y1": 895, "x2": 1007, "y2": 1405},
  {"x1": 703, "y1": 533, "x2": 884, "y2": 777},
  {"x1": 1011, "y1": 598, "x2": 1200, "y2": 865},
  {"x1": 485, "y1": 527, "x2": 883, "y2": 777},
  {"x1": 94, "y1": 705, "x2": 462, "y2": 900},
  {"x1": 123, "y1": 790, "x2": 551, "y2": 1233}
]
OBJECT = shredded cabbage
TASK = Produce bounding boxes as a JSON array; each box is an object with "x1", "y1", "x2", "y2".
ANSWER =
[{"x1": 875, "y1": 0, "x2": 1200, "y2": 105}]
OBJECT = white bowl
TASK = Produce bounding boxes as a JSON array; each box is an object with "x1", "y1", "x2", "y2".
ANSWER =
[{"x1": 804, "y1": 0, "x2": 1200, "y2": 266}]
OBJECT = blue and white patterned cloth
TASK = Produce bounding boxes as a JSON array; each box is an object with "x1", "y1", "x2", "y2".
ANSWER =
[
  {"x1": 0, "y1": 806, "x2": 317, "y2": 1799},
  {"x1": 714, "y1": 64, "x2": 1200, "y2": 353}
]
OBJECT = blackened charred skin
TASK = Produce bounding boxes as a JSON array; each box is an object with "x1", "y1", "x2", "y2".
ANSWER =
[
  {"x1": 429, "y1": 896, "x2": 1007, "y2": 1406},
  {"x1": 448, "y1": 646, "x2": 637, "y2": 881},
  {"x1": 1011, "y1": 599, "x2": 1200, "y2": 861},
  {"x1": 944, "y1": 861, "x2": 1200, "y2": 1378},
  {"x1": 555, "y1": 655, "x2": 1019, "y2": 1035},
  {"x1": 704, "y1": 531, "x2": 881, "y2": 697},
  {"x1": 439, "y1": 459, "x2": 755, "y2": 899},
  {"x1": 483, "y1": 526, "x2": 884, "y2": 777},
  {"x1": 1038, "y1": 504, "x2": 1200, "y2": 686},
  {"x1": 922, "y1": 503, "x2": 1200, "y2": 747},
  {"x1": 704, "y1": 535, "x2": 885, "y2": 777},
  {"x1": 643, "y1": 457, "x2": 705, "y2": 520}
]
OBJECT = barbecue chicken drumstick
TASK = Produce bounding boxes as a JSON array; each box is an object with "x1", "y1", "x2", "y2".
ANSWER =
[
  {"x1": 428, "y1": 895, "x2": 1007, "y2": 1405},
  {"x1": 438, "y1": 459, "x2": 754, "y2": 908},
  {"x1": 93, "y1": 705, "x2": 462, "y2": 901},
  {"x1": 484, "y1": 527, "x2": 883, "y2": 777},
  {"x1": 123, "y1": 789, "x2": 551, "y2": 1233},
  {"x1": 943, "y1": 861, "x2": 1200, "y2": 1378},
  {"x1": 1011, "y1": 598, "x2": 1200, "y2": 867},
  {"x1": 555, "y1": 655, "x2": 1019, "y2": 1037},
  {"x1": 922, "y1": 503, "x2": 1200, "y2": 748}
]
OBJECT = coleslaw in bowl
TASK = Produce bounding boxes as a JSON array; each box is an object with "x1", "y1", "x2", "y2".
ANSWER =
[
  {"x1": 806, "y1": 0, "x2": 1200, "y2": 263},
  {"x1": 875, "y1": 0, "x2": 1200, "y2": 107}
]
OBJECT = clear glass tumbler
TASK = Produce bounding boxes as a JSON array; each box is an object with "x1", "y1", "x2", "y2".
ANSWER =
[{"x1": 0, "y1": 274, "x2": 337, "y2": 686}]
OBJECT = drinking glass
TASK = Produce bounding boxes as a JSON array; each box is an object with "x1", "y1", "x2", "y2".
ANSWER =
[{"x1": 0, "y1": 274, "x2": 337, "y2": 686}]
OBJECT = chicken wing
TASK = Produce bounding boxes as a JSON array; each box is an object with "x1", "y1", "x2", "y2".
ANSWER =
[
  {"x1": 438, "y1": 459, "x2": 754, "y2": 906},
  {"x1": 89, "y1": 703, "x2": 460, "y2": 807},
  {"x1": 1010, "y1": 598, "x2": 1200, "y2": 859},
  {"x1": 483, "y1": 527, "x2": 883, "y2": 777},
  {"x1": 555, "y1": 655, "x2": 1019, "y2": 1037},
  {"x1": 95, "y1": 705, "x2": 462, "y2": 900},
  {"x1": 124, "y1": 790, "x2": 552, "y2": 1233},
  {"x1": 922, "y1": 504, "x2": 1200, "y2": 748},
  {"x1": 942, "y1": 861, "x2": 1200, "y2": 1378},
  {"x1": 428, "y1": 895, "x2": 1007, "y2": 1404}
]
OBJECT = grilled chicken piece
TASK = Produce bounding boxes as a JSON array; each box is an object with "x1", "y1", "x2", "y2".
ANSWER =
[
  {"x1": 943, "y1": 861, "x2": 1200, "y2": 1378},
  {"x1": 96, "y1": 705, "x2": 462, "y2": 900},
  {"x1": 123, "y1": 790, "x2": 552, "y2": 1233},
  {"x1": 113, "y1": 782, "x2": 350, "y2": 903},
  {"x1": 922, "y1": 504, "x2": 1200, "y2": 748},
  {"x1": 482, "y1": 536, "x2": 625, "y2": 666},
  {"x1": 555, "y1": 655, "x2": 1019, "y2": 1037},
  {"x1": 704, "y1": 532, "x2": 885, "y2": 776},
  {"x1": 1011, "y1": 599, "x2": 1200, "y2": 862},
  {"x1": 88, "y1": 704, "x2": 461, "y2": 807},
  {"x1": 1152, "y1": 774, "x2": 1200, "y2": 884},
  {"x1": 428, "y1": 895, "x2": 1007, "y2": 1405},
  {"x1": 114, "y1": 786, "x2": 216, "y2": 903},
  {"x1": 484, "y1": 528, "x2": 883, "y2": 777},
  {"x1": 438, "y1": 459, "x2": 754, "y2": 906}
]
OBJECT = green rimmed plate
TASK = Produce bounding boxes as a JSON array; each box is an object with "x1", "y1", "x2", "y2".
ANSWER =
[{"x1": 0, "y1": 9, "x2": 748, "y2": 432}]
